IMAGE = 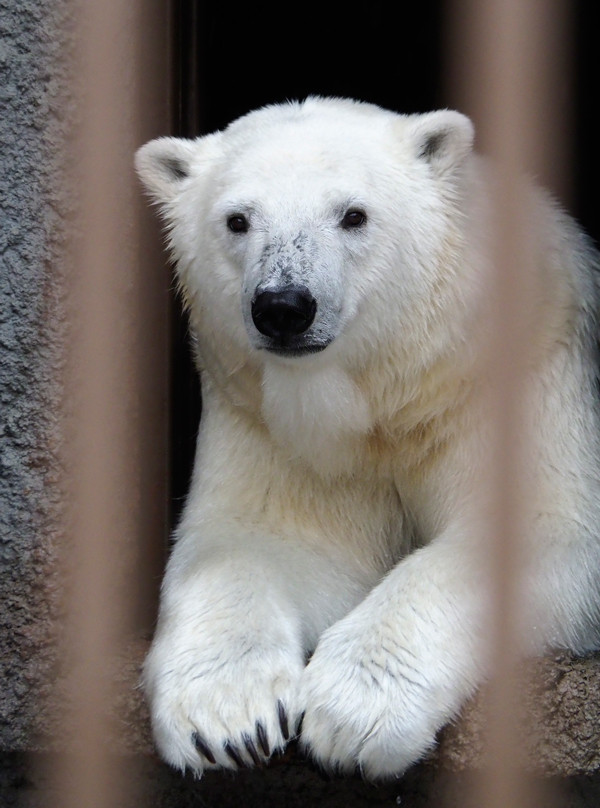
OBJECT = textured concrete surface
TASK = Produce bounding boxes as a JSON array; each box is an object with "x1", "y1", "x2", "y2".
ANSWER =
[
  {"x1": 439, "y1": 651, "x2": 600, "y2": 776},
  {"x1": 8, "y1": 751, "x2": 600, "y2": 808},
  {"x1": 0, "y1": 0, "x2": 73, "y2": 750},
  {"x1": 3, "y1": 645, "x2": 600, "y2": 808},
  {"x1": 112, "y1": 642, "x2": 600, "y2": 777},
  {"x1": 0, "y1": 0, "x2": 171, "y2": 756}
]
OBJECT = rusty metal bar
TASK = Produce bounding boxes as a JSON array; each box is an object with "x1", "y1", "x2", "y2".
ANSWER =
[
  {"x1": 446, "y1": 0, "x2": 571, "y2": 805},
  {"x1": 53, "y1": 1, "x2": 171, "y2": 805}
]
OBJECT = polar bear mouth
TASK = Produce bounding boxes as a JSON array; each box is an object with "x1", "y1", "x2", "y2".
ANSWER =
[{"x1": 262, "y1": 341, "x2": 331, "y2": 358}]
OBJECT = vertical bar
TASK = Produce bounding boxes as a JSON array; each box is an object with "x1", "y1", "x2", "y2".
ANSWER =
[
  {"x1": 53, "y1": 1, "x2": 170, "y2": 805},
  {"x1": 62, "y1": 4, "x2": 136, "y2": 798},
  {"x1": 446, "y1": 1, "x2": 570, "y2": 805}
]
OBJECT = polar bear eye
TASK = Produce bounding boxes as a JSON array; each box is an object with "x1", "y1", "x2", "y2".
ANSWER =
[
  {"x1": 341, "y1": 209, "x2": 367, "y2": 229},
  {"x1": 227, "y1": 214, "x2": 249, "y2": 234}
]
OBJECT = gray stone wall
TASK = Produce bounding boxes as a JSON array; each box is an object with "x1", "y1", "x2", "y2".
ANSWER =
[
  {"x1": 0, "y1": 0, "x2": 171, "y2": 756},
  {"x1": 0, "y1": 0, "x2": 73, "y2": 749}
]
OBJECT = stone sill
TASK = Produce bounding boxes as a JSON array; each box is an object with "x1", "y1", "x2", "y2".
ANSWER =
[
  {"x1": 111, "y1": 642, "x2": 600, "y2": 778},
  {"x1": 20, "y1": 640, "x2": 600, "y2": 778}
]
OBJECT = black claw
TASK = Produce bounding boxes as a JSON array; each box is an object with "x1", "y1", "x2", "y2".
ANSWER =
[
  {"x1": 192, "y1": 732, "x2": 216, "y2": 765},
  {"x1": 295, "y1": 711, "x2": 305, "y2": 737},
  {"x1": 256, "y1": 720, "x2": 270, "y2": 757},
  {"x1": 243, "y1": 733, "x2": 263, "y2": 767},
  {"x1": 224, "y1": 741, "x2": 247, "y2": 769},
  {"x1": 277, "y1": 700, "x2": 289, "y2": 741}
]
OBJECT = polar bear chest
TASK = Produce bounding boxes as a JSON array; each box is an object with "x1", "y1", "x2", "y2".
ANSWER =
[{"x1": 260, "y1": 362, "x2": 373, "y2": 475}]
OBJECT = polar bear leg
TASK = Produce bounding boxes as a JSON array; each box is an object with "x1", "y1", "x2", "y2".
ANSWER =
[{"x1": 144, "y1": 520, "x2": 375, "y2": 775}]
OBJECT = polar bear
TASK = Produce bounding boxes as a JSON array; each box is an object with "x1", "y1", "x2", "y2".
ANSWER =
[{"x1": 135, "y1": 97, "x2": 600, "y2": 779}]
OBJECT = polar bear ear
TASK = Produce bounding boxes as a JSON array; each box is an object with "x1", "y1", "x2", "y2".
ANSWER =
[
  {"x1": 407, "y1": 110, "x2": 475, "y2": 176},
  {"x1": 135, "y1": 134, "x2": 221, "y2": 203}
]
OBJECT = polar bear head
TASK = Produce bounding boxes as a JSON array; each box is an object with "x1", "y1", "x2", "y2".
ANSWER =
[{"x1": 136, "y1": 98, "x2": 475, "y2": 377}]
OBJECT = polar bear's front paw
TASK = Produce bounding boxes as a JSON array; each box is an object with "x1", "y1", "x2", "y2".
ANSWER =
[
  {"x1": 144, "y1": 635, "x2": 304, "y2": 775},
  {"x1": 298, "y1": 621, "x2": 459, "y2": 780}
]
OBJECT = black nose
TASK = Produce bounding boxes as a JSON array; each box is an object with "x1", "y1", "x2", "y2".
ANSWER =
[{"x1": 251, "y1": 287, "x2": 317, "y2": 340}]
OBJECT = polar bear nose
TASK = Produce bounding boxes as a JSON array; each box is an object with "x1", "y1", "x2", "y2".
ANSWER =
[{"x1": 251, "y1": 287, "x2": 317, "y2": 340}]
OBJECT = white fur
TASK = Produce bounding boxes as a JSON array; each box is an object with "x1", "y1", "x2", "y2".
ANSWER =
[{"x1": 136, "y1": 97, "x2": 600, "y2": 779}]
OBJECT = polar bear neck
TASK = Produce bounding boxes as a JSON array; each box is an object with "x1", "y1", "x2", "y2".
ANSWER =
[
  {"x1": 260, "y1": 362, "x2": 373, "y2": 475},
  {"x1": 200, "y1": 329, "x2": 473, "y2": 479}
]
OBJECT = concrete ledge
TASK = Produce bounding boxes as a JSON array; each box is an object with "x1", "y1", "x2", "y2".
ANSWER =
[
  {"x1": 6, "y1": 640, "x2": 600, "y2": 807},
  {"x1": 107, "y1": 640, "x2": 600, "y2": 777},
  {"x1": 438, "y1": 651, "x2": 600, "y2": 776}
]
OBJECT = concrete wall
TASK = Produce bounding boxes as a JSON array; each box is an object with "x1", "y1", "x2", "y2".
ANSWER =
[
  {"x1": 0, "y1": 0, "x2": 171, "y2": 753},
  {"x1": 0, "y1": 0, "x2": 73, "y2": 749}
]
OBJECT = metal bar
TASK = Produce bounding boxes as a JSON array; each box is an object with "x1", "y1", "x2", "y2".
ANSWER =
[
  {"x1": 52, "y1": 1, "x2": 171, "y2": 805},
  {"x1": 446, "y1": 0, "x2": 570, "y2": 805}
]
